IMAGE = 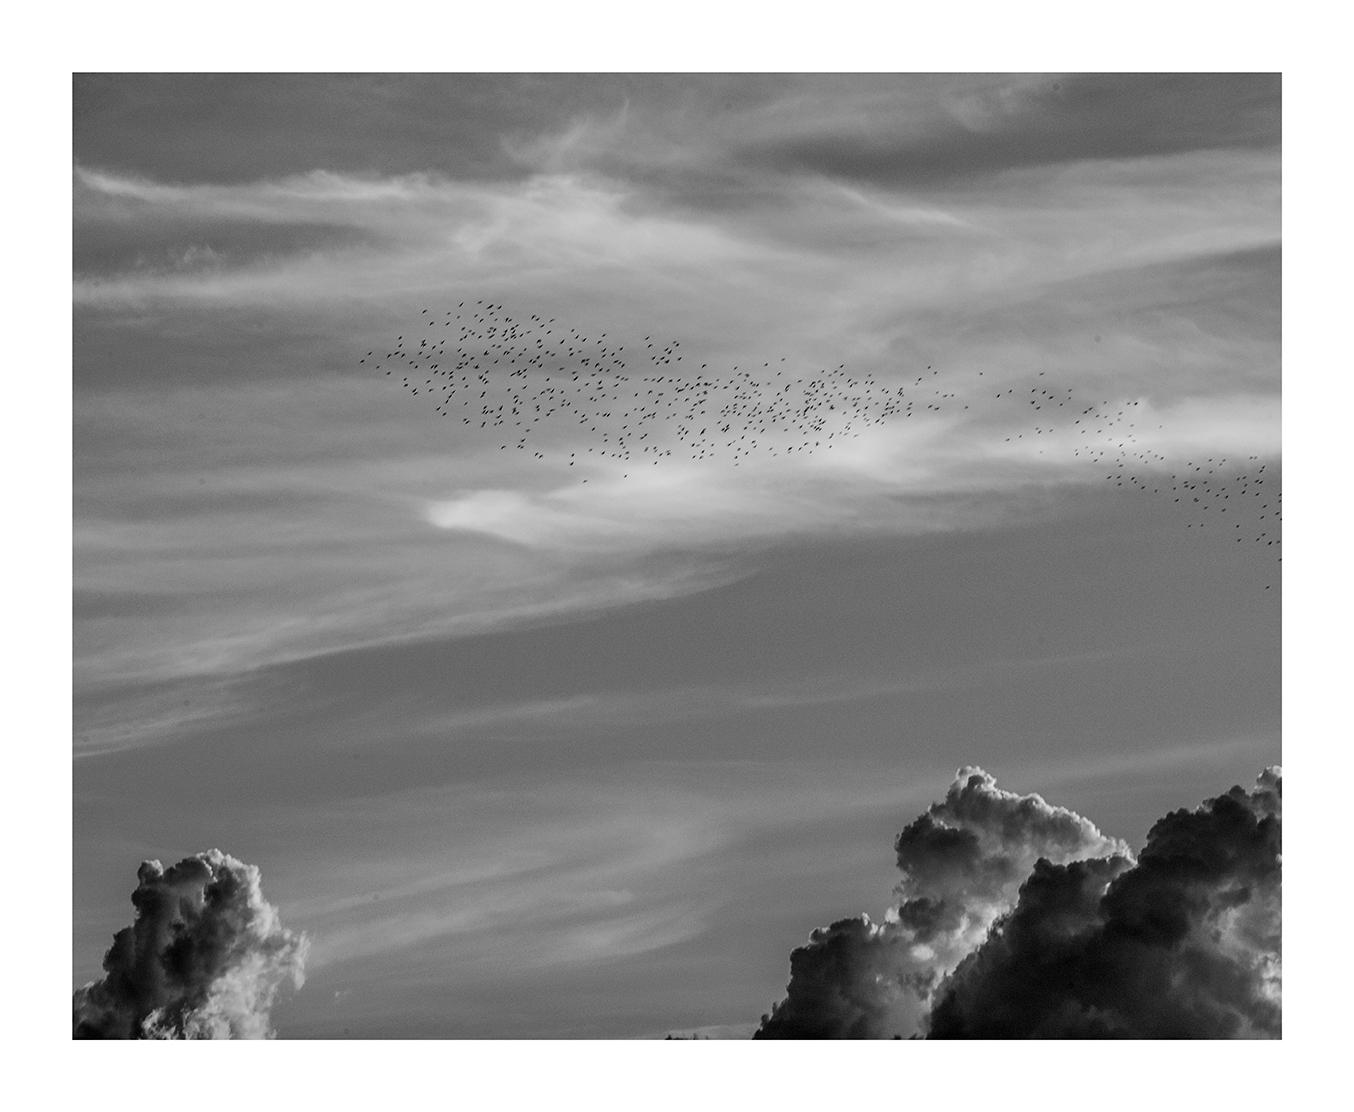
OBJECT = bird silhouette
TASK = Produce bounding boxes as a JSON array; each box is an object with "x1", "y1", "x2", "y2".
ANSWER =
[{"x1": 361, "y1": 301, "x2": 1279, "y2": 591}]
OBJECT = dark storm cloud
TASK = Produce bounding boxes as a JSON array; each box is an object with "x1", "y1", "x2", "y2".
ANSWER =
[
  {"x1": 756, "y1": 766, "x2": 1281, "y2": 1039},
  {"x1": 75, "y1": 75, "x2": 1279, "y2": 215},
  {"x1": 73, "y1": 849, "x2": 308, "y2": 1038},
  {"x1": 73, "y1": 214, "x2": 371, "y2": 279},
  {"x1": 755, "y1": 767, "x2": 1127, "y2": 1038},
  {"x1": 739, "y1": 74, "x2": 1280, "y2": 190},
  {"x1": 71, "y1": 74, "x2": 782, "y2": 186},
  {"x1": 926, "y1": 768, "x2": 1281, "y2": 1038},
  {"x1": 75, "y1": 74, "x2": 538, "y2": 184}
]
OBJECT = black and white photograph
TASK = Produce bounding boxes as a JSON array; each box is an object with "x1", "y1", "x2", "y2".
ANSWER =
[{"x1": 68, "y1": 67, "x2": 1286, "y2": 1047}]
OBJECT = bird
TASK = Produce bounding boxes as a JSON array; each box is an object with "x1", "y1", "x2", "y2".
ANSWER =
[{"x1": 362, "y1": 299, "x2": 1279, "y2": 591}]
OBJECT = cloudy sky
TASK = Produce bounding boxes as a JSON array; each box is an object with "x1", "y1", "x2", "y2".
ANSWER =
[{"x1": 72, "y1": 73, "x2": 1280, "y2": 1038}]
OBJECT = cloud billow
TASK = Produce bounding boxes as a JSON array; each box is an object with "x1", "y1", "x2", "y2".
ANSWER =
[
  {"x1": 73, "y1": 849, "x2": 308, "y2": 1039},
  {"x1": 756, "y1": 766, "x2": 1280, "y2": 1039},
  {"x1": 927, "y1": 769, "x2": 1281, "y2": 1038},
  {"x1": 755, "y1": 766, "x2": 1129, "y2": 1038}
]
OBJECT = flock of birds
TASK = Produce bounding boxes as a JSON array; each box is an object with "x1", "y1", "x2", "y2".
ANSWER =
[
  {"x1": 360, "y1": 301, "x2": 933, "y2": 471},
  {"x1": 360, "y1": 300, "x2": 1280, "y2": 588}
]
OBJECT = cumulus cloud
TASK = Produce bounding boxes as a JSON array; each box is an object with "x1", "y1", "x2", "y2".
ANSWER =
[
  {"x1": 756, "y1": 766, "x2": 1280, "y2": 1038},
  {"x1": 926, "y1": 768, "x2": 1281, "y2": 1038},
  {"x1": 755, "y1": 766, "x2": 1129, "y2": 1038},
  {"x1": 73, "y1": 849, "x2": 308, "y2": 1039}
]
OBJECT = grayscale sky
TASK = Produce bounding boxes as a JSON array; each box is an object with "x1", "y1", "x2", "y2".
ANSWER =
[{"x1": 73, "y1": 73, "x2": 1280, "y2": 1038}]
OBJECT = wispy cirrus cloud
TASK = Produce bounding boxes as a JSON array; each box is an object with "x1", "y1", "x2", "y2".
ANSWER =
[{"x1": 74, "y1": 77, "x2": 1280, "y2": 1038}]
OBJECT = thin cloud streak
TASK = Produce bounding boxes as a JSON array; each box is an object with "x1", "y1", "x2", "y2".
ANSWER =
[
  {"x1": 75, "y1": 84, "x2": 1278, "y2": 702},
  {"x1": 74, "y1": 75, "x2": 1279, "y2": 1037}
]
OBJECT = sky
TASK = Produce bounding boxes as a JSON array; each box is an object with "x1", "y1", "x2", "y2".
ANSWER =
[{"x1": 72, "y1": 73, "x2": 1280, "y2": 1038}]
